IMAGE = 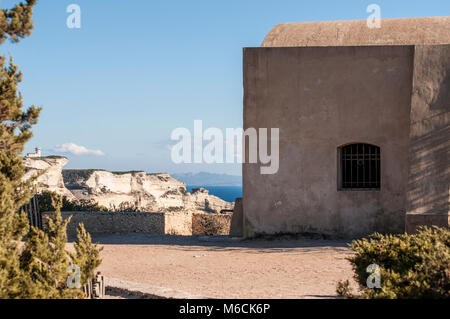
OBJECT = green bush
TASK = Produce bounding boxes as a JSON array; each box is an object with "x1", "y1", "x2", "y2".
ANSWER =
[
  {"x1": 37, "y1": 191, "x2": 108, "y2": 212},
  {"x1": 337, "y1": 227, "x2": 450, "y2": 299}
]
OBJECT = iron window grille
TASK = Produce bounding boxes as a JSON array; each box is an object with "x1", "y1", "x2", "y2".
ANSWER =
[{"x1": 340, "y1": 143, "x2": 380, "y2": 190}]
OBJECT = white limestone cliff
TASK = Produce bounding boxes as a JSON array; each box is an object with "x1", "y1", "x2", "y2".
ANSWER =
[
  {"x1": 23, "y1": 156, "x2": 77, "y2": 201},
  {"x1": 23, "y1": 157, "x2": 234, "y2": 213}
]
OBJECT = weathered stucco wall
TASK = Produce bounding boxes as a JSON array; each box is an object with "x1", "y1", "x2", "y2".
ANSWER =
[
  {"x1": 405, "y1": 44, "x2": 450, "y2": 232},
  {"x1": 243, "y1": 46, "x2": 414, "y2": 238},
  {"x1": 263, "y1": 17, "x2": 450, "y2": 47},
  {"x1": 229, "y1": 198, "x2": 243, "y2": 237}
]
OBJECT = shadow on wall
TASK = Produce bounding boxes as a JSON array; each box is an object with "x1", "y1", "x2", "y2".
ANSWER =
[
  {"x1": 407, "y1": 124, "x2": 450, "y2": 214},
  {"x1": 407, "y1": 45, "x2": 450, "y2": 217}
]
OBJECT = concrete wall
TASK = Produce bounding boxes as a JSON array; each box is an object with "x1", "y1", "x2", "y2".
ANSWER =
[
  {"x1": 405, "y1": 44, "x2": 450, "y2": 232},
  {"x1": 243, "y1": 46, "x2": 414, "y2": 238}
]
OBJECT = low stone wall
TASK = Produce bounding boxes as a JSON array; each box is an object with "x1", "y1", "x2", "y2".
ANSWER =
[
  {"x1": 164, "y1": 211, "x2": 192, "y2": 236},
  {"x1": 192, "y1": 212, "x2": 232, "y2": 235},
  {"x1": 42, "y1": 211, "x2": 192, "y2": 237},
  {"x1": 42, "y1": 210, "x2": 234, "y2": 237}
]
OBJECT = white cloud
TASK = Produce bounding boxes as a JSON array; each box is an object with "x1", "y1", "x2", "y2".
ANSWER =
[{"x1": 54, "y1": 143, "x2": 105, "y2": 156}]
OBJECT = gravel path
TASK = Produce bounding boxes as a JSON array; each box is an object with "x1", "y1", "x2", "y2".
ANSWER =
[{"x1": 69, "y1": 234, "x2": 357, "y2": 299}]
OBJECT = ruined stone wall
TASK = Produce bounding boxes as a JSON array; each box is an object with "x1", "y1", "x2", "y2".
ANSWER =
[{"x1": 192, "y1": 212, "x2": 232, "y2": 236}]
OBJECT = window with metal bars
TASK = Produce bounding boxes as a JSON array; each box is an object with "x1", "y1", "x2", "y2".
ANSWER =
[{"x1": 340, "y1": 143, "x2": 380, "y2": 190}]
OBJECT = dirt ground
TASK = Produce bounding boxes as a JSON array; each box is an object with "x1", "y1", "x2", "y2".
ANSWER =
[{"x1": 69, "y1": 234, "x2": 357, "y2": 299}]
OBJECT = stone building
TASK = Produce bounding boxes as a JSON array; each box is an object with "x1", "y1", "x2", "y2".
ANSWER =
[
  {"x1": 242, "y1": 17, "x2": 449, "y2": 238},
  {"x1": 26, "y1": 147, "x2": 41, "y2": 158}
]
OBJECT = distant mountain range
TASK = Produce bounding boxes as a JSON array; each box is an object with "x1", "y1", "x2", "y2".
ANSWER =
[{"x1": 172, "y1": 172, "x2": 242, "y2": 187}]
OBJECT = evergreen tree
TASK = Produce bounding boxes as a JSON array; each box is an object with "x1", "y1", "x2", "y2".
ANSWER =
[
  {"x1": 0, "y1": 0, "x2": 36, "y2": 44},
  {"x1": 20, "y1": 194, "x2": 83, "y2": 298},
  {"x1": 70, "y1": 223, "x2": 103, "y2": 287},
  {"x1": 0, "y1": 1, "x2": 102, "y2": 298},
  {"x1": 0, "y1": 0, "x2": 41, "y2": 299}
]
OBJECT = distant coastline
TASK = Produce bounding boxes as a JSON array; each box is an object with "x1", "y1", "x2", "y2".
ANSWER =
[
  {"x1": 186, "y1": 185, "x2": 242, "y2": 203},
  {"x1": 172, "y1": 172, "x2": 242, "y2": 187},
  {"x1": 60, "y1": 168, "x2": 242, "y2": 203}
]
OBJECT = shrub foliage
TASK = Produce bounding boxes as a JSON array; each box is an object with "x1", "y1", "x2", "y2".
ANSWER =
[
  {"x1": 37, "y1": 191, "x2": 108, "y2": 212},
  {"x1": 337, "y1": 227, "x2": 450, "y2": 299}
]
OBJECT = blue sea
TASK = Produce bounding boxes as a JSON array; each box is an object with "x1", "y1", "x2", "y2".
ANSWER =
[{"x1": 186, "y1": 186, "x2": 242, "y2": 203}]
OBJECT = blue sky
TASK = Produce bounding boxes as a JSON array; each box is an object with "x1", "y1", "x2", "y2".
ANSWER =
[{"x1": 1, "y1": 0, "x2": 449, "y2": 175}]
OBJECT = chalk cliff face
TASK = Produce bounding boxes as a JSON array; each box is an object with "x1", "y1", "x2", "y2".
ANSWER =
[
  {"x1": 65, "y1": 170, "x2": 192, "y2": 212},
  {"x1": 23, "y1": 156, "x2": 77, "y2": 201},
  {"x1": 23, "y1": 157, "x2": 234, "y2": 213}
]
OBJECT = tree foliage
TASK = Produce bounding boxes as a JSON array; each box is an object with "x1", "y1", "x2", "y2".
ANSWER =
[
  {"x1": 19, "y1": 194, "x2": 84, "y2": 298},
  {"x1": 19, "y1": 193, "x2": 102, "y2": 298},
  {"x1": 70, "y1": 223, "x2": 103, "y2": 287},
  {"x1": 37, "y1": 191, "x2": 108, "y2": 212},
  {"x1": 0, "y1": 1, "x2": 102, "y2": 298},
  {"x1": 0, "y1": 0, "x2": 36, "y2": 44}
]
